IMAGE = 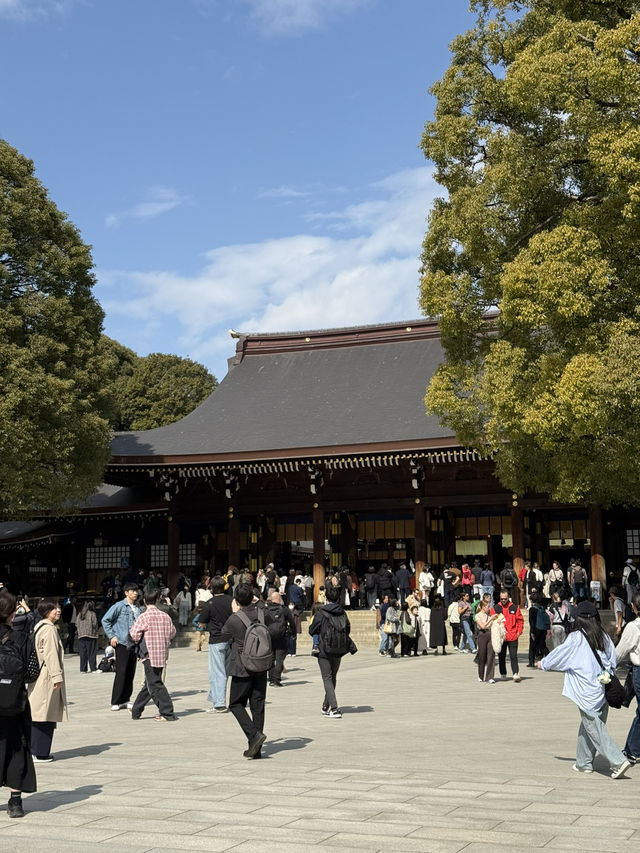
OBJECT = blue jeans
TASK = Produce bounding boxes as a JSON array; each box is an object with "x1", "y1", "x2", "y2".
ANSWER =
[
  {"x1": 459, "y1": 619, "x2": 476, "y2": 652},
  {"x1": 208, "y1": 642, "x2": 230, "y2": 708},
  {"x1": 482, "y1": 584, "x2": 494, "y2": 604},
  {"x1": 573, "y1": 582, "x2": 586, "y2": 599},
  {"x1": 624, "y1": 664, "x2": 640, "y2": 759},
  {"x1": 379, "y1": 629, "x2": 391, "y2": 653},
  {"x1": 576, "y1": 704, "x2": 626, "y2": 770}
]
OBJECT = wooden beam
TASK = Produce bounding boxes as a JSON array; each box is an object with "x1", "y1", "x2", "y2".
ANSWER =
[{"x1": 312, "y1": 505, "x2": 325, "y2": 602}]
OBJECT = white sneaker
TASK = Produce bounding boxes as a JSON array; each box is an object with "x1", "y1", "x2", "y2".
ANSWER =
[
  {"x1": 611, "y1": 760, "x2": 631, "y2": 779},
  {"x1": 513, "y1": 674, "x2": 521, "y2": 683},
  {"x1": 110, "y1": 704, "x2": 121, "y2": 711},
  {"x1": 126, "y1": 703, "x2": 133, "y2": 710},
  {"x1": 572, "y1": 764, "x2": 593, "y2": 773}
]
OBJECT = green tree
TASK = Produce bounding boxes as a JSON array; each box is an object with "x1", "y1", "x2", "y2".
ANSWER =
[
  {"x1": 118, "y1": 353, "x2": 217, "y2": 430},
  {"x1": 419, "y1": 0, "x2": 640, "y2": 506},
  {"x1": 0, "y1": 139, "x2": 112, "y2": 518},
  {"x1": 98, "y1": 335, "x2": 138, "y2": 430}
]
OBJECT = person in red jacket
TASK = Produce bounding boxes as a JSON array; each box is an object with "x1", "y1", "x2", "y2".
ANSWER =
[{"x1": 492, "y1": 589, "x2": 524, "y2": 683}]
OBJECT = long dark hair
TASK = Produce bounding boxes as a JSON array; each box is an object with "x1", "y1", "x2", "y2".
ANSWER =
[{"x1": 576, "y1": 615, "x2": 606, "y2": 653}]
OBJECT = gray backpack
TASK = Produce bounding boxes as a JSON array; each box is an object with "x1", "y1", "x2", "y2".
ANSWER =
[{"x1": 237, "y1": 609, "x2": 273, "y2": 673}]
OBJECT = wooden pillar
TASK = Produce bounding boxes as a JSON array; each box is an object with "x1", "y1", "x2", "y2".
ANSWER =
[
  {"x1": 167, "y1": 517, "x2": 180, "y2": 593},
  {"x1": 228, "y1": 516, "x2": 240, "y2": 572},
  {"x1": 511, "y1": 506, "x2": 524, "y2": 606},
  {"x1": 414, "y1": 501, "x2": 427, "y2": 576},
  {"x1": 589, "y1": 505, "x2": 606, "y2": 593},
  {"x1": 329, "y1": 513, "x2": 342, "y2": 570},
  {"x1": 313, "y1": 505, "x2": 325, "y2": 602}
]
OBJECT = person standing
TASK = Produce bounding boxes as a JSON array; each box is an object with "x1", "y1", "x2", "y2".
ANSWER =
[
  {"x1": 610, "y1": 587, "x2": 627, "y2": 640},
  {"x1": 447, "y1": 594, "x2": 462, "y2": 649},
  {"x1": 308, "y1": 584, "x2": 353, "y2": 718},
  {"x1": 475, "y1": 594, "x2": 498, "y2": 683},
  {"x1": 429, "y1": 595, "x2": 448, "y2": 655},
  {"x1": 499, "y1": 562, "x2": 519, "y2": 607},
  {"x1": 364, "y1": 567, "x2": 378, "y2": 610},
  {"x1": 622, "y1": 559, "x2": 639, "y2": 604},
  {"x1": 28, "y1": 601, "x2": 67, "y2": 762},
  {"x1": 480, "y1": 564, "x2": 496, "y2": 604},
  {"x1": 614, "y1": 592, "x2": 640, "y2": 765},
  {"x1": 266, "y1": 590, "x2": 296, "y2": 687},
  {"x1": 492, "y1": 589, "x2": 524, "y2": 681},
  {"x1": 219, "y1": 583, "x2": 273, "y2": 758},
  {"x1": 548, "y1": 561, "x2": 565, "y2": 598},
  {"x1": 395, "y1": 563, "x2": 412, "y2": 606},
  {"x1": 0, "y1": 588, "x2": 37, "y2": 818},
  {"x1": 61, "y1": 596, "x2": 77, "y2": 654},
  {"x1": 101, "y1": 583, "x2": 141, "y2": 712},
  {"x1": 198, "y1": 577, "x2": 233, "y2": 712},
  {"x1": 129, "y1": 588, "x2": 177, "y2": 721},
  {"x1": 418, "y1": 564, "x2": 435, "y2": 604},
  {"x1": 174, "y1": 584, "x2": 192, "y2": 627},
  {"x1": 76, "y1": 601, "x2": 99, "y2": 673},
  {"x1": 570, "y1": 560, "x2": 588, "y2": 600},
  {"x1": 538, "y1": 601, "x2": 631, "y2": 778},
  {"x1": 458, "y1": 591, "x2": 476, "y2": 654}
]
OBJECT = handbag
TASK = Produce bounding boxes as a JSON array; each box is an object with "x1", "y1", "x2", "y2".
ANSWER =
[
  {"x1": 590, "y1": 644, "x2": 626, "y2": 709},
  {"x1": 401, "y1": 617, "x2": 416, "y2": 638},
  {"x1": 383, "y1": 621, "x2": 394, "y2": 635},
  {"x1": 25, "y1": 645, "x2": 42, "y2": 684}
]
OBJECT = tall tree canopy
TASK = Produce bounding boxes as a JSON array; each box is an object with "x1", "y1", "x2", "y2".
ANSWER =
[
  {"x1": 420, "y1": 0, "x2": 640, "y2": 506},
  {"x1": 0, "y1": 140, "x2": 112, "y2": 518},
  {"x1": 116, "y1": 353, "x2": 217, "y2": 431}
]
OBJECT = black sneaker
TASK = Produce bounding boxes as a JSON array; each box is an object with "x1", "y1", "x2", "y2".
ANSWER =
[
  {"x1": 7, "y1": 797, "x2": 24, "y2": 818},
  {"x1": 245, "y1": 731, "x2": 267, "y2": 758},
  {"x1": 321, "y1": 706, "x2": 330, "y2": 716}
]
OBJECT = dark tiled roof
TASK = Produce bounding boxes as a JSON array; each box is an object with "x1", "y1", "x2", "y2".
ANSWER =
[{"x1": 110, "y1": 319, "x2": 454, "y2": 461}]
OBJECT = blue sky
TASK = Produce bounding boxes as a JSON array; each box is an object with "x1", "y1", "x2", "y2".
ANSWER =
[{"x1": 1, "y1": 0, "x2": 475, "y2": 381}]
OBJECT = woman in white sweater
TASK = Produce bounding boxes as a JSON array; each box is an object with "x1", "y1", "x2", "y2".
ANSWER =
[{"x1": 615, "y1": 592, "x2": 640, "y2": 765}]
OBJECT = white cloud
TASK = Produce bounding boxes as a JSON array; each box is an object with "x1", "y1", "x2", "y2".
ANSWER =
[
  {"x1": 105, "y1": 187, "x2": 186, "y2": 229},
  {"x1": 0, "y1": 0, "x2": 67, "y2": 20},
  {"x1": 258, "y1": 185, "x2": 308, "y2": 199},
  {"x1": 242, "y1": 0, "x2": 369, "y2": 36},
  {"x1": 98, "y1": 166, "x2": 440, "y2": 379}
]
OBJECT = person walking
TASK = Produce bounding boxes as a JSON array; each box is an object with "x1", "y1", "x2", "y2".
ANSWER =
[
  {"x1": 174, "y1": 584, "x2": 192, "y2": 627},
  {"x1": 0, "y1": 588, "x2": 37, "y2": 818},
  {"x1": 538, "y1": 601, "x2": 631, "y2": 778},
  {"x1": 458, "y1": 591, "x2": 476, "y2": 655},
  {"x1": 101, "y1": 583, "x2": 141, "y2": 712},
  {"x1": 197, "y1": 577, "x2": 233, "y2": 712},
  {"x1": 266, "y1": 590, "x2": 296, "y2": 687},
  {"x1": 308, "y1": 584, "x2": 353, "y2": 718},
  {"x1": 614, "y1": 591, "x2": 640, "y2": 766},
  {"x1": 76, "y1": 600, "x2": 99, "y2": 673},
  {"x1": 28, "y1": 600, "x2": 67, "y2": 762},
  {"x1": 219, "y1": 583, "x2": 273, "y2": 759},
  {"x1": 493, "y1": 589, "x2": 524, "y2": 682},
  {"x1": 129, "y1": 588, "x2": 177, "y2": 721}
]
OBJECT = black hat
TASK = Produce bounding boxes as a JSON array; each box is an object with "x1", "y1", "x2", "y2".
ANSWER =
[{"x1": 576, "y1": 601, "x2": 598, "y2": 619}]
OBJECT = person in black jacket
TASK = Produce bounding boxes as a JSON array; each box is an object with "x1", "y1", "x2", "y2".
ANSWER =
[
  {"x1": 219, "y1": 584, "x2": 272, "y2": 759},
  {"x1": 0, "y1": 589, "x2": 37, "y2": 818},
  {"x1": 266, "y1": 591, "x2": 296, "y2": 687},
  {"x1": 308, "y1": 584, "x2": 352, "y2": 718}
]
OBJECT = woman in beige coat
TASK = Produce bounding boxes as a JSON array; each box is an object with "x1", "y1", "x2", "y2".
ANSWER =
[{"x1": 27, "y1": 601, "x2": 68, "y2": 762}]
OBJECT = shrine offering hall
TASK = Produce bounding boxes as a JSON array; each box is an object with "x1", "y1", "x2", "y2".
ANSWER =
[{"x1": 1, "y1": 320, "x2": 636, "y2": 596}]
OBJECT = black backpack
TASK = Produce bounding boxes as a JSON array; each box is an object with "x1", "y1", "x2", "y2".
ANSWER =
[
  {"x1": 237, "y1": 609, "x2": 273, "y2": 673},
  {"x1": 0, "y1": 632, "x2": 28, "y2": 716},
  {"x1": 504, "y1": 569, "x2": 518, "y2": 587},
  {"x1": 267, "y1": 605, "x2": 287, "y2": 640},
  {"x1": 319, "y1": 610, "x2": 350, "y2": 656},
  {"x1": 628, "y1": 568, "x2": 639, "y2": 587}
]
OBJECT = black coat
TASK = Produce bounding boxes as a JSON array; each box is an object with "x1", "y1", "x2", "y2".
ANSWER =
[{"x1": 429, "y1": 607, "x2": 447, "y2": 648}]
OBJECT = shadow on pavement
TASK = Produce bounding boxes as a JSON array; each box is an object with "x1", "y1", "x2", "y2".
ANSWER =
[
  {"x1": 172, "y1": 689, "x2": 206, "y2": 698},
  {"x1": 340, "y1": 705, "x2": 374, "y2": 714},
  {"x1": 52, "y1": 743, "x2": 121, "y2": 760},
  {"x1": 264, "y1": 737, "x2": 312, "y2": 755},
  {"x1": 26, "y1": 784, "x2": 103, "y2": 811}
]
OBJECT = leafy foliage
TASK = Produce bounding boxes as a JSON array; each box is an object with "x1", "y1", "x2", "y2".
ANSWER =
[
  {"x1": 0, "y1": 139, "x2": 112, "y2": 518},
  {"x1": 419, "y1": 0, "x2": 640, "y2": 506},
  {"x1": 117, "y1": 353, "x2": 217, "y2": 431}
]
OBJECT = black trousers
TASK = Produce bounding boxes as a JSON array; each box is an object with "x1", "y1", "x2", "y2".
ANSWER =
[
  {"x1": 78, "y1": 637, "x2": 97, "y2": 672},
  {"x1": 110, "y1": 644, "x2": 138, "y2": 706},
  {"x1": 131, "y1": 660, "x2": 174, "y2": 718},
  {"x1": 31, "y1": 720, "x2": 56, "y2": 759},
  {"x1": 65, "y1": 624, "x2": 76, "y2": 653},
  {"x1": 269, "y1": 648, "x2": 287, "y2": 684},
  {"x1": 228, "y1": 673, "x2": 267, "y2": 744},
  {"x1": 318, "y1": 654, "x2": 341, "y2": 711},
  {"x1": 498, "y1": 639, "x2": 520, "y2": 675}
]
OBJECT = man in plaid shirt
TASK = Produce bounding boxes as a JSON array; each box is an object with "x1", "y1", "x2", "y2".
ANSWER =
[{"x1": 129, "y1": 588, "x2": 177, "y2": 721}]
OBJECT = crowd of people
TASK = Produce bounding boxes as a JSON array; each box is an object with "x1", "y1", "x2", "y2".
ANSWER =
[{"x1": 1, "y1": 552, "x2": 639, "y2": 819}]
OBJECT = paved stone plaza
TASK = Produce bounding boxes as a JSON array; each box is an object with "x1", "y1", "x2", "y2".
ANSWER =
[{"x1": 1, "y1": 645, "x2": 637, "y2": 853}]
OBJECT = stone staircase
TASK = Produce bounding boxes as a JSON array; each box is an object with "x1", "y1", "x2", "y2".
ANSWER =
[{"x1": 174, "y1": 609, "x2": 381, "y2": 649}]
